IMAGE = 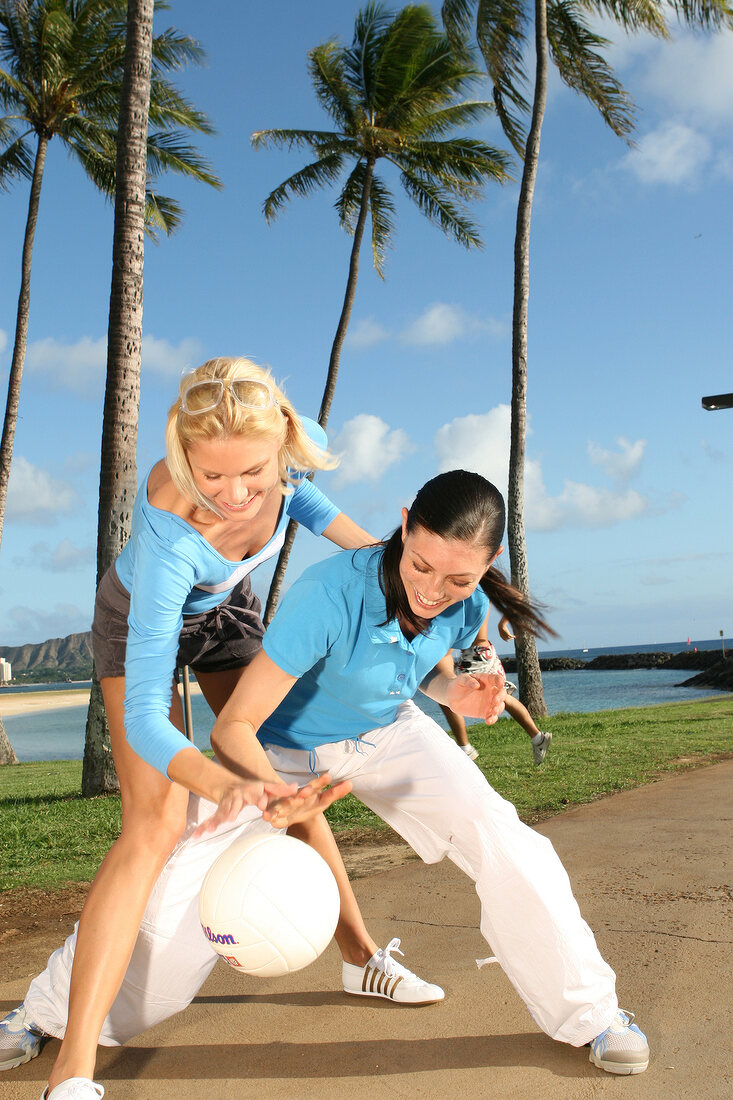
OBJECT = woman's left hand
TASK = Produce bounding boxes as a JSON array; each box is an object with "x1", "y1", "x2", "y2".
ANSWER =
[{"x1": 444, "y1": 671, "x2": 506, "y2": 724}]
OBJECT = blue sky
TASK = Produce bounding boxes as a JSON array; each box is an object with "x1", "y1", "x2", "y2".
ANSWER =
[{"x1": 0, "y1": 1, "x2": 731, "y2": 652}]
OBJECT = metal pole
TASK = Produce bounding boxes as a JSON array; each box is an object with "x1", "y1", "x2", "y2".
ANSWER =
[
  {"x1": 182, "y1": 665, "x2": 194, "y2": 742},
  {"x1": 721, "y1": 630, "x2": 726, "y2": 660}
]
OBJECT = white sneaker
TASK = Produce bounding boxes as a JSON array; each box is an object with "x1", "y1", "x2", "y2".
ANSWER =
[
  {"x1": 343, "y1": 938, "x2": 444, "y2": 1005},
  {"x1": 532, "y1": 731, "x2": 552, "y2": 765},
  {"x1": 0, "y1": 1004, "x2": 47, "y2": 1070},
  {"x1": 588, "y1": 1010, "x2": 649, "y2": 1075},
  {"x1": 43, "y1": 1079, "x2": 105, "y2": 1099},
  {"x1": 460, "y1": 742, "x2": 479, "y2": 761}
]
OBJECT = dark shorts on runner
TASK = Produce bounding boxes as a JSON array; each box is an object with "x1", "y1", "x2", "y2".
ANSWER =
[{"x1": 92, "y1": 564, "x2": 265, "y2": 680}]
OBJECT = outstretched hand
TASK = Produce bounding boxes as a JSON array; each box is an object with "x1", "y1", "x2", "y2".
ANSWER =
[
  {"x1": 195, "y1": 773, "x2": 352, "y2": 837},
  {"x1": 264, "y1": 773, "x2": 353, "y2": 829},
  {"x1": 444, "y1": 671, "x2": 506, "y2": 724}
]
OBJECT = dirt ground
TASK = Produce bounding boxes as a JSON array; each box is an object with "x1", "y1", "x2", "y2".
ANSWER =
[{"x1": 1, "y1": 760, "x2": 732, "y2": 1100}]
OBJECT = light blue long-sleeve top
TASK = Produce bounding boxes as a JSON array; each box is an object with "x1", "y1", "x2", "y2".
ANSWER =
[{"x1": 115, "y1": 418, "x2": 340, "y2": 776}]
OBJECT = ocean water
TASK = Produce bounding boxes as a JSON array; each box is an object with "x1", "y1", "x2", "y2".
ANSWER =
[{"x1": 2, "y1": 658, "x2": 729, "y2": 764}]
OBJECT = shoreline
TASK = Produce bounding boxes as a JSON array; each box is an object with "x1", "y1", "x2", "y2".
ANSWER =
[{"x1": 0, "y1": 681, "x2": 204, "y2": 718}]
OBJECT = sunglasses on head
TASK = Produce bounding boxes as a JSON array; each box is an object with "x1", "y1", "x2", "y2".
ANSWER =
[{"x1": 180, "y1": 377, "x2": 278, "y2": 416}]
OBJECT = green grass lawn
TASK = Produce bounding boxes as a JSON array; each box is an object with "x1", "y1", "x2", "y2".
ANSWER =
[{"x1": 1, "y1": 696, "x2": 731, "y2": 892}]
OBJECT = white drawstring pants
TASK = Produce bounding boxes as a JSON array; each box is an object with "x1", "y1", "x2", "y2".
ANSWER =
[{"x1": 26, "y1": 702, "x2": 618, "y2": 1047}]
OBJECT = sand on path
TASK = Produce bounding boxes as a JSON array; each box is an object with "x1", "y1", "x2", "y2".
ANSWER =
[{"x1": 1, "y1": 758, "x2": 731, "y2": 1099}]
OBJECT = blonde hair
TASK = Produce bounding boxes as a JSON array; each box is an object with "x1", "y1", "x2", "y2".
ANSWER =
[{"x1": 165, "y1": 357, "x2": 337, "y2": 516}]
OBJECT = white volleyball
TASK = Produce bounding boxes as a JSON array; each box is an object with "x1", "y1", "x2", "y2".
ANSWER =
[{"x1": 198, "y1": 832, "x2": 340, "y2": 977}]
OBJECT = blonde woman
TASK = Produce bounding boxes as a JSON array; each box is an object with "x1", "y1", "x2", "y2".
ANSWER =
[{"x1": 0, "y1": 359, "x2": 441, "y2": 1100}]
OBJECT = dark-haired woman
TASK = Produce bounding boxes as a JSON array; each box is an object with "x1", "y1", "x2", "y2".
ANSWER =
[{"x1": 27, "y1": 471, "x2": 649, "y2": 1078}]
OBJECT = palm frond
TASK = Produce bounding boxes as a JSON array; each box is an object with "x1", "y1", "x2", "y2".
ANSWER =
[
  {"x1": 144, "y1": 189, "x2": 184, "y2": 240},
  {"x1": 400, "y1": 168, "x2": 483, "y2": 248},
  {"x1": 391, "y1": 135, "x2": 513, "y2": 190},
  {"x1": 252, "y1": 126, "x2": 349, "y2": 153},
  {"x1": 261, "y1": 152, "x2": 345, "y2": 221},
  {"x1": 309, "y1": 40, "x2": 358, "y2": 131},
  {"x1": 0, "y1": 127, "x2": 33, "y2": 187},
  {"x1": 410, "y1": 98, "x2": 495, "y2": 139},
  {"x1": 150, "y1": 25, "x2": 206, "y2": 71},
  {"x1": 548, "y1": 1, "x2": 636, "y2": 139},
  {"x1": 666, "y1": 0, "x2": 733, "y2": 29},
  {"x1": 366, "y1": 170, "x2": 396, "y2": 277},
  {"x1": 145, "y1": 129, "x2": 221, "y2": 188}
]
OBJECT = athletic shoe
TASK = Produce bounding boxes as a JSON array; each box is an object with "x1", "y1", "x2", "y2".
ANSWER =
[
  {"x1": 456, "y1": 642, "x2": 504, "y2": 678},
  {"x1": 343, "y1": 938, "x2": 444, "y2": 1005},
  {"x1": 460, "y1": 742, "x2": 479, "y2": 761},
  {"x1": 0, "y1": 1004, "x2": 47, "y2": 1071},
  {"x1": 43, "y1": 1079, "x2": 105, "y2": 1099},
  {"x1": 588, "y1": 1010, "x2": 649, "y2": 1075},
  {"x1": 532, "y1": 731, "x2": 552, "y2": 766}
]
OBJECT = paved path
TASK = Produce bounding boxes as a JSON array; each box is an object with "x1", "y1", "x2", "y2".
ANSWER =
[{"x1": 2, "y1": 760, "x2": 731, "y2": 1100}]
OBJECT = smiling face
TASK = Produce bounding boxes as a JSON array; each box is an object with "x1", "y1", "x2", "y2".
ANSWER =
[
  {"x1": 186, "y1": 435, "x2": 282, "y2": 521},
  {"x1": 398, "y1": 510, "x2": 501, "y2": 622}
]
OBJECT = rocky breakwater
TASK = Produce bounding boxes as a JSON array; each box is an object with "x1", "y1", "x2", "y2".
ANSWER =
[
  {"x1": 502, "y1": 657, "x2": 585, "y2": 673},
  {"x1": 501, "y1": 649, "x2": 732, "y2": 691},
  {"x1": 677, "y1": 656, "x2": 733, "y2": 692}
]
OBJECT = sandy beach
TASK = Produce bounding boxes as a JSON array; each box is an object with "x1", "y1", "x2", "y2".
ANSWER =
[{"x1": 0, "y1": 681, "x2": 204, "y2": 718}]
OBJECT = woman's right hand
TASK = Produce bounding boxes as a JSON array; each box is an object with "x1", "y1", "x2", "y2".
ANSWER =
[
  {"x1": 194, "y1": 773, "x2": 352, "y2": 837},
  {"x1": 194, "y1": 777, "x2": 299, "y2": 837},
  {"x1": 265, "y1": 773, "x2": 353, "y2": 830}
]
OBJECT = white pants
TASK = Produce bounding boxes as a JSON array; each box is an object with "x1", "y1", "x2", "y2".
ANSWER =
[{"x1": 26, "y1": 702, "x2": 618, "y2": 1047}]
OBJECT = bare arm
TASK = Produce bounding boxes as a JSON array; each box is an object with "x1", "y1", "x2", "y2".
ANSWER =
[{"x1": 321, "y1": 512, "x2": 377, "y2": 550}]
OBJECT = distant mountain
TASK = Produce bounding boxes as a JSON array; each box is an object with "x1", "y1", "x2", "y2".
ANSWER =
[{"x1": 0, "y1": 631, "x2": 93, "y2": 681}]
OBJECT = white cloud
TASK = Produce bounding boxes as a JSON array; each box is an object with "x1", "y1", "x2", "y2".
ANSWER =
[
  {"x1": 331, "y1": 414, "x2": 414, "y2": 486},
  {"x1": 588, "y1": 437, "x2": 646, "y2": 483},
  {"x1": 6, "y1": 457, "x2": 76, "y2": 524},
  {"x1": 23, "y1": 539, "x2": 95, "y2": 573},
  {"x1": 26, "y1": 334, "x2": 204, "y2": 394},
  {"x1": 433, "y1": 409, "x2": 652, "y2": 532},
  {"x1": 401, "y1": 303, "x2": 506, "y2": 347},
  {"x1": 2, "y1": 603, "x2": 91, "y2": 647},
  {"x1": 623, "y1": 122, "x2": 711, "y2": 186},
  {"x1": 142, "y1": 335, "x2": 204, "y2": 378},
  {"x1": 640, "y1": 33, "x2": 733, "y2": 130},
  {"x1": 434, "y1": 406, "x2": 513, "y2": 488},
  {"x1": 346, "y1": 317, "x2": 391, "y2": 350},
  {"x1": 0, "y1": 328, "x2": 7, "y2": 356}
]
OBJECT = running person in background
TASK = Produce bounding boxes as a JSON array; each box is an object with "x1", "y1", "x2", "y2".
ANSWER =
[
  {"x1": 12, "y1": 471, "x2": 649, "y2": 1085},
  {"x1": 441, "y1": 610, "x2": 553, "y2": 765},
  {"x1": 0, "y1": 358, "x2": 439, "y2": 1100}
]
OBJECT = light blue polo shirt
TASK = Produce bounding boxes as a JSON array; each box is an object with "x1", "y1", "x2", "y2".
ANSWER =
[{"x1": 260, "y1": 546, "x2": 489, "y2": 750}]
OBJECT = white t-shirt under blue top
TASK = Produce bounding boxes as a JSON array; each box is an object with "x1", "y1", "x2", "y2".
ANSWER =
[
  {"x1": 116, "y1": 418, "x2": 340, "y2": 776},
  {"x1": 260, "y1": 546, "x2": 489, "y2": 750}
]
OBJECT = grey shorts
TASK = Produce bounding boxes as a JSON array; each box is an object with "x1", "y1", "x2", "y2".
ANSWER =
[{"x1": 92, "y1": 564, "x2": 265, "y2": 680}]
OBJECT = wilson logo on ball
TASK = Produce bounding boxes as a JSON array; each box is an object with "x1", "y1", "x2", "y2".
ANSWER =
[{"x1": 201, "y1": 925, "x2": 238, "y2": 946}]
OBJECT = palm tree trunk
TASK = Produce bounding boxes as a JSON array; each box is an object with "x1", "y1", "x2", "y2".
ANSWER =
[
  {"x1": 507, "y1": 0, "x2": 548, "y2": 718},
  {"x1": 264, "y1": 156, "x2": 376, "y2": 624},
  {"x1": 0, "y1": 134, "x2": 49, "y2": 551},
  {"x1": 82, "y1": 0, "x2": 154, "y2": 796},
  {"x1": 0, "y1": 716, "x2": 19, "y2": 766}
]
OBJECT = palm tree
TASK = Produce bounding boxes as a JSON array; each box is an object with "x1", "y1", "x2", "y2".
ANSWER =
[
  {"x1": 82, "y1": 0, "x2": 152, "y2": 794},
  {"x1": 442, "y1": 0, "x2": 733, "y2": 717},
  {"x1": 253, "y1": 1, "x2": 511, "y2": 622},
  {"x1": 0, "y1": 0, "x2": 220, "y2": 554}
]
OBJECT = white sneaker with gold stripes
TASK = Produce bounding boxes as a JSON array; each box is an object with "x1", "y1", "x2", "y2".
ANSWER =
[{"x1": 342, "y1": 938, "x2": 444, "y2": 1005}]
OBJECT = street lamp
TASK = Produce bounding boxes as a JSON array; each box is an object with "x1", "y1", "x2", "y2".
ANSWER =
[{"x1": 701, "y1": 393, "x2": 733, "y2": 411}]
